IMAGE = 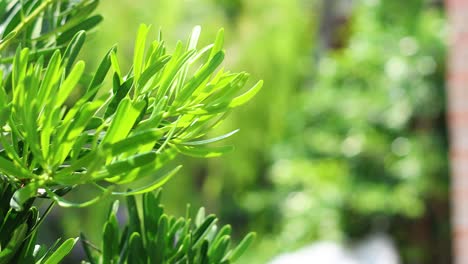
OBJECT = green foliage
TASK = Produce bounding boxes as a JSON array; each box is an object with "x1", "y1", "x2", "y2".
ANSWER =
[
  {"x1": 82, "y1": 190, "x2": 256, "y2": 264},
  {"x1": 0, "y1": 182, "x2": 77, "y2": 263},
  {"x1": 0, "y1": 0, "x2": 101, "y2": 57},
  {"x1": 0, "y1": 0, "x2": 261, "y2": 262},
  {"x1": 0, "y1": 19, "x2": 261, "y2": 211}
]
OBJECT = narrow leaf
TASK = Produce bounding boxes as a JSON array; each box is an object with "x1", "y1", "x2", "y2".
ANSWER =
[
  {"x1": 101, "y1": 98, "x2": 146, "y2": 145},
  {"x1": 127, "y1": 233, "x2": 145, "y2": 264},
  {"x1": 229, "y1": 80, "x2": 263, "y2": 108},
  {"x1": 181, "y1": 129, "x2": 239, "y2": 146},
  {"x1": 174, "y1": 144, "x2": 234, "y2": 158},
  {"x1": 228, "y1": 232, "x2": 256, "y2": 262},
  {"x1": 43, "y1": 237, "x2": 78, "y2": 264},
  {"x1": 10, "y1": 181, "x2": 40, "y2": 211},
  {"x1": 133, "y1": 24, "x2": 150, "y2": 85},
  {"x1": 111, "y1": 165, "x2": 182, "y2": 196},
  {"x1": 62, "y1": 30, "x2": 87, "y2": 74},
  {"x1": 0, "y1": 223, "x2": 27, "y2": 263}
]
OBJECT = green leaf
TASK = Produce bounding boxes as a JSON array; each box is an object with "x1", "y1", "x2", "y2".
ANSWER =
[
  {"x1": 166, "y1": 217, "x2": 186, "y2": 244},
  {"x1": 175, "y1": 51, "x2": 224, "y2": 105},
  {"x1": 62, "y1": 30, "x2": 87, "y2": 74},
  {"x1": 168, "y1": 235, "x2": 191, "y2": 263},
  {"x1": 0, "y1": 223, "x2": 28, "y2": 264},
  {"x1": 118, "y1": 227, "x2": 130, "y2": 261},
  {"x1": 16, "y1": 226, "x2": 38, "y2": 263},
  {"x1": 80, "y1": 233, "x2": 97, "y2": 264},
  {"x1": 53, "y1": 150, "x2": 102, "y2": 184},
  {"x1": 0, "y1": 130, "x2": 23, "y2": 167},
  {"x1": 37, "y1": 50, "x2": 61, "y2": 109},
  {"x1": 154, "y1": 215, "x2": 168, "y2": 263},
  {"x1": 209, "y1": 235, "x2": 231, "y2": 263},
  {"x1": 45, "y1": 187, "x2": 112, "y2": 208},
  {"x1": 35, "y1": 238, "x2": 64, "y2": 263},
  {"x1": 209, "y1": 28, "x2": 224, "y2": 60},
  {"x1": 0, "y1": 155, "x2": 33, "y2": 180},
  {"x1": 193, "y1": 215, "x2": 217, "y2": 248},
  {"x1": 127, "y1": 233, "x2": 145, "y2": 264},
  {"x1": 188, "y1": 25, "x2": 201, "y2": 50},
  {"x1": 52, "y1": 100, "x2": 104, "y2": 165},
  {"x1": 181, "y1": 129, "x2": 239, "y2": 146},
  {"x1": 195, "y1": 207, "x2": 206, "y2": 227},
  {"x1": 229, "y1": 80, "x2": 263, "y2": 108},
  {"x1": 156, "y1": 45, "x2": 196, "y2": 100},
  {"x1": 110, "y1": 165, "x2": 181, "y2": 196},
  {"x1": 173, "y1": 144, "x2": 234, "y2": 158},
  {"x1": 198, "y1": 240, "x2": 210, "y2": 264},
  {"x1": 110, "y1": 51, "x2": 122, "y2": 81},
  {"x1": 188, "y1": 43, "x2": 214, "y2": 65},
  {"x1": 105, "y1": 75, "x2": 133, "y2": 118},
  {"x1": 86, "y1": 117, "x2": 104, "y2": 130},
  {"x1": 56, "y1": 60, "x2": 85, "y2": 108},
  {"x1": 0, "y1": 30, "x2": 17, "y2": 46},
  {"x1": 101, "y1": 98, "x2": 146, "y2": 145},
  {"x1": 102, "y1": 212, "x2": 119, "y2": 264},
  {"x1": 126, "y1": 195, "x2": 142, "y2": 235},
  {"x1": 43, "y1": 237, "x2": 78, "y2": 264},
  {"x1": 202, "y1": 73, "x2": 249, "y2": 106},
  {"x1": 228, "y1": 232, "x2": 256, "y2": 262},
  {"x1": 133, "y1": 24, "x2": 150, "y2": 85},
  {"x1": 143, "y1": 191, "x2": 163, "y2": 250},
  {"x1": 212, "y1": 225, "x2": 232, "y2": 244},
  {"x1": 10, "y1": 181, "x2": 40, "y2": 211},
  {"x1": 101, "y1": 152, "x2": 158, "y2": 177},
  {"x1": 103, "y1": 128, "x2": 166, "y2": 156},
  {"x1": 113, "y1": 148, "x2": 177, "y2": 184},
  {"x1": 145, "y1": 39, "x2": 166, "y2": 66},
  {"x1": 57, "y1": 15, "x2": 103, "y2": 45},
  {"x1": 86, "y1": 45, "x2": 117, "y2": 98},
  {"x1": 12, "y1": 47, "x2": 29, "y2": 88},
  {"x1": 137, "y1": 55, "x2": 171, "y2": 94}
]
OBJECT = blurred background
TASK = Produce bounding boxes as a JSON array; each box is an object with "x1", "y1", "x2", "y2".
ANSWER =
[{"x1": 50, "y1": 0, "x2": 450, "y2": 263}]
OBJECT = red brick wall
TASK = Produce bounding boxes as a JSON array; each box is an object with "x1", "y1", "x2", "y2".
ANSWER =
[{"x1": 447, "y1": 0, "x2": 468, "y2": 263}]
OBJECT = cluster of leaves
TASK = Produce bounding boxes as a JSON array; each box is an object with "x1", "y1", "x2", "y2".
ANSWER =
[
  {"x1": 0, "y1": 1, "x2": 98, "y2": 262},
  {"x1": 0, "y1": 0, "x2": 261, "y2": 263},
  {"x1": 83, "y1": 190, "x2": 256, "y2": 264},
  {"x1": 0, "y1": 20, "x2": 261, "y2": 211},
  {"x1": 88, "y1": 2, "x2": 313, "y2": 263},
  {"x1": 0, "y1": 182, "x2": 76, "y2": 263},
  {"x1": 0, "y1": 0, "x2": 101, "y2": 56}
]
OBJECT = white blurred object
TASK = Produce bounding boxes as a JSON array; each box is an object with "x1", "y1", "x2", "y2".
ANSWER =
[
  {"x1": 269, "y1": 233, "x2": 400, "y2": 264},
  {"x1": 269, "y1": 242, "x2": 358, "y2": 264},
  {"x1": 351, "y1": 233, "x2": 400, "y2": 264}
]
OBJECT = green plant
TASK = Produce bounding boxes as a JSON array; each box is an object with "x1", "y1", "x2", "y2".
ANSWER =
[
  {"x1": 2, "y1": 22, "x2": 262, "y2": 209},
  {"x1": 0, "y1": 182, "x2": 77, "y2": 264},
  {"x1": 0, "y1": 0, "x2": 261, "y2": 262},
  {"x1": 0, "y1": 0, "x2": 102, "y2": 56},
  {"x1": 82, "y1": 190, "x2": 256, "y2": 264}
]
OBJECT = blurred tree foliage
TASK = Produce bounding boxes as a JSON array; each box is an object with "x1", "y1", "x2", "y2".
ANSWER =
[
  {"x1": 259, "y1": 0, "x2": 449, "y2": 263},
  {"x1": 64, "y1": 0, "x2": 449, "y2": 263}
]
